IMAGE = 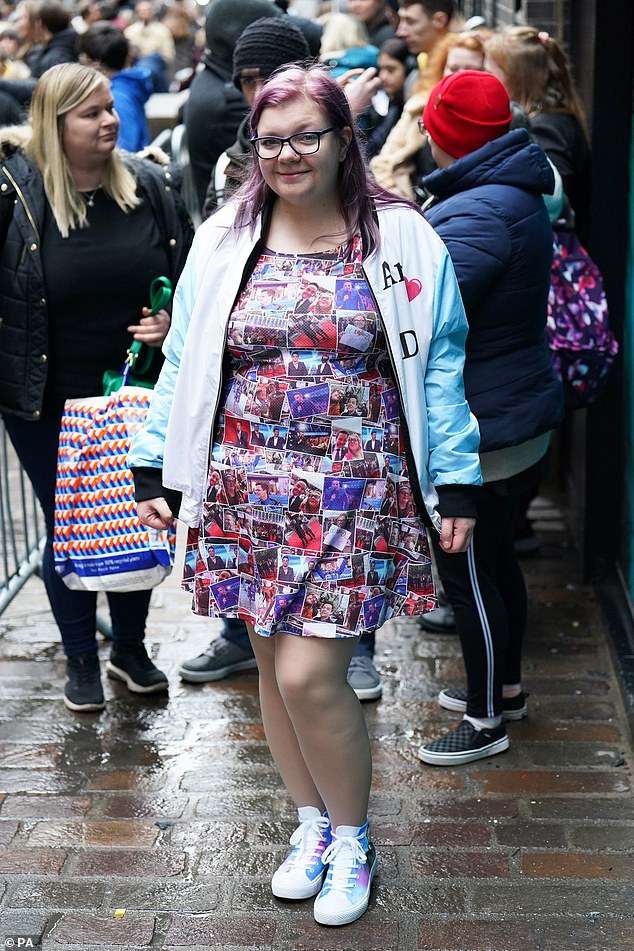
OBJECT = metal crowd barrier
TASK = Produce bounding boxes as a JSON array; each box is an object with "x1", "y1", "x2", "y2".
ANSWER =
[{"x1": 0, "y1": 419, "x2": 46, "y2": 614}]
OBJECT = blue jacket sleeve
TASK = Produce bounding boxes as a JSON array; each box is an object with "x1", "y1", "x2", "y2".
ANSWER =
[
  {"x1": 424, "y1": 248, "x2": 482, "y2": 490},
  {"x1": 127, "y1": 237, "x2": 198, "y2": 472}
]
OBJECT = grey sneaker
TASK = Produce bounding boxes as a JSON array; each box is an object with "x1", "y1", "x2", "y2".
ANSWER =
[
  {"x1": 346, "y1": 655, "x2": 382, "y2": 701},
  {"x1": 178, "y1": 636, "x2": 257, "y2": 683},
  {"x1": 419, "y1": 603, "x2": 456, "y2": 633}
]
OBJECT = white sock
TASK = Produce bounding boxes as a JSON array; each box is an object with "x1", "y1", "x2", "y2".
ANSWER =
[
  {"x1": 297, "y1": 806, "x2": 324, "y2": 822},
  {"x1": 464, "y1": 713, "x2": 502, "y2": 731},
  {"x1": 503, "y1": 683, "x2": 522, "y2": 698},
  {"x1": 333, "y1": 821, "x2": 367, "y2": 839}
]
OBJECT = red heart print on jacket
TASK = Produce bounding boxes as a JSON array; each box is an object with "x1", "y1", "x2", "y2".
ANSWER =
[{"x1": 405, "y1": 277, "x2": 422, "y2": 301}]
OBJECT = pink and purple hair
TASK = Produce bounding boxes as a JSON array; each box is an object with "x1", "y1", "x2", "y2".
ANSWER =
[{"x1": 232, "y1": 64, "x2": 417, "y2": 254}]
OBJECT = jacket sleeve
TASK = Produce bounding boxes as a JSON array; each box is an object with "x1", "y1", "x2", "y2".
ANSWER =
[
  {"x1": 127, "y1": 232, "x2": 199, "y2": 477},
  {"x1": 424, "y1": 247, "x2": 482, "y2": 493},
  {"x1": 426, "y1": 195, "x2": 511, "y2": 314}
]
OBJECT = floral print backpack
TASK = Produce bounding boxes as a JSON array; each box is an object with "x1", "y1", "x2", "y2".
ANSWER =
[{"x1": 546, "y1": 228, "x2": 618, "y2": 410}]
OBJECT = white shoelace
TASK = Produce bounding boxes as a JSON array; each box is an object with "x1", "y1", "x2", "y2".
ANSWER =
[
  {"x1": 286, "y1": 815, "x2": 330, "y2": 869},
  {"x1": 321, "y1": 836, "x2": 367, "y2": 893}
]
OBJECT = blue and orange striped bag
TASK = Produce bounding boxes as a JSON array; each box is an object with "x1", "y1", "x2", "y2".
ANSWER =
[{"x1": 53, "y1": 387, "x2": 175, "y2": 592}]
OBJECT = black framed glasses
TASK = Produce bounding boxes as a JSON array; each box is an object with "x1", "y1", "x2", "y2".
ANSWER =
[
  {"x1": 250, "y1": 126, "x2": 341, "y2": 159},
  {"x1": 417, "y1": 118, "x2": 429, "y2": 138}
]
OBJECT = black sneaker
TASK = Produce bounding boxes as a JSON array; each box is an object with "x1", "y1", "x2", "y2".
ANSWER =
[
  {"x1": 106, "y1": 644, "x2": 168, "y2": 694},
  {"x1": 64, "y1": 653, "x2": 105, "y2": 713},
  {"x1": 438, "y1": 687, "x2": 528, "y2": 720},
  {"x1": 417, "y1": 720, "x2": 509, "y2": 765}
]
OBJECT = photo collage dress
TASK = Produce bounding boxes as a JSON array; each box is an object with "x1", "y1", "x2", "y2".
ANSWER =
[{"x1": 182, "y1": 239, "x2": 436, "y2": 638}]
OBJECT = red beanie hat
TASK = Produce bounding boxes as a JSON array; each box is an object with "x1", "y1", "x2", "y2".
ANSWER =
[{"x1": 422, "y1": 70, "x2": 512, "y2": 159}]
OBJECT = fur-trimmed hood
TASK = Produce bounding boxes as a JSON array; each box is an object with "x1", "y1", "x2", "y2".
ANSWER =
[{"x1": 0, "y1": 125, "x2": 32, "y2": 161}]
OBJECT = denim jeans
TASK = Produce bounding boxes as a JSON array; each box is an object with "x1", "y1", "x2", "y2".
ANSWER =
[{"x1": 4, "y1": 410, "x2": 152, "y2": 658}]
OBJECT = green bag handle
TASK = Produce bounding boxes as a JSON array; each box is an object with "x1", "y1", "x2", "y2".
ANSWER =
[{"x1": 123, "y1": 276, "x2": 173, "y2": 380}]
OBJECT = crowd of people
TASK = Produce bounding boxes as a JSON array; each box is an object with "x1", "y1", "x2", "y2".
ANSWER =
[{"x1": 0, "y1": 0, "x2": 591, "y2": 932}]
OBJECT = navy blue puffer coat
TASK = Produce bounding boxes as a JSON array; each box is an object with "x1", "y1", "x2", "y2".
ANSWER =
[{"x1": 423, "y1": 128, "x2": 564, "y2": 453}]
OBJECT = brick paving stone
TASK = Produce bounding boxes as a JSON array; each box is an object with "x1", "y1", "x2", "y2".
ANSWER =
[
  {"x1": 72, "y1": 849, "x2": 187, "y2": 877},
  {"x1": 570, "y1": 824, "x2": 634, "y2": 850},
  {"x1": 0, "y1": 768, "x2": 74, "y2": 794},
  {"x1": 50, "y1": 912, "x2": 156, "y2": 945},
  {"x1": 26, "y1": 819, "x2": 159, "y2": 848},
  {"x1": 93, "y1": 792, "x2": 190, "y2": 819},
  {"x1": 0, "y1": 848, "x2": 67, "y2": 874},
  {"x1": 531, "y1": 696, "x2": 620, "y2": 721},
  {"x1": 522, "y1": 850, "x2": 634, "y2": 878},
  {"x1": 0, "y1": 745, "x2": 61, "y2": 770},
  {"x1": 166, "y1": 915, "x2": 276, "y2": 947},
  {"x1": 472, "y1": 767, "x2": 631, "y2": 795},
  {"x1": 410, "y1": 821, "x2": 492, "y2": 847},
  {"x1": 0, "y1": 795, "x2": 92, "y2": 818},
  {"x1": 522, "y1": 741, "x2": 624, "y2": 768},
  {"x1": 280, "y1": 917, "x2": 399, "y2": 950},
  {"x1": 518, "y1": 721, "x2": 621, "y2": 741},
  {"x1": 6, "y1": 881, "x2": 106, "y2": 909},
  {"x1": 526, "y1": 798, "x2": 634, "y2": 820},
  {"x1": 169, "y1": 820, "x2": 247, "y2": 848},
  {"x1": 493, "y1": 820, "x2": 568, "y2": 848},
  {"x1": 468, "y1": 880, "x2": 634, "y2": 917},
  {"x1": 0, "y1": 819, "x2": 19, "y2": 845},
  {"x1": 418, "y1": 919, "x2": 537, "y2": 951},
  {"x1": 416, "y1": 797, "x2": 520, "y2": 819},
  {"x1": 107, "y1": 881, "x2": 230, "y2": 914},
  {"x1": 531, "y1": 918, "x2": 634, "y2": 951},
  {"x1": 410, "y1": 849, "x2": 511, "y2": 877}
]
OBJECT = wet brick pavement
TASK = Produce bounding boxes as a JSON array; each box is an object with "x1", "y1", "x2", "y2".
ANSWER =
[{"x1": 1, "y1": 497, "x2": 633, "y2": 951}]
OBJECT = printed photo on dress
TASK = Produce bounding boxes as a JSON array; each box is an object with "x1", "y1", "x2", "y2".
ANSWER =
[
  {"x1": 247, "y1": 473, "x2": 289, "y2": 509},
  {"x1": 286, "y1": 381, "x2": 330, "y2": 419},
  {"x1": 334, "y1": 278, "x2": 374, "y2": 311},
  {"x1": 287, "y1": 420, "x2": 332, "y2": 456},
  {"x1": 254, "y1": 544, "x2": 279, "y2": 581},
  {"x1": 322, "y1": 511, "x2": 356, "y2": 553},
  {"x1": 322, "y1": 476, "x2": 365, "y2": 513},
  {"x1": 337, "y1": 312, "x2": 376, "y2": 354},
  {"x1": 284, "y1": 511, "x2": 323, "y2": 552}
]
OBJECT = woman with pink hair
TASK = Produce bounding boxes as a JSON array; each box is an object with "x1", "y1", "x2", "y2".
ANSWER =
[{"x1": 131, "y1": 64, "x2": 481, "y2": 925}]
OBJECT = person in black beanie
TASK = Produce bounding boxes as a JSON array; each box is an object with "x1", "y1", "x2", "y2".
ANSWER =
[
  {"x1": 184, "y1": 0, "x2": 283, "y2": 212},
  {"x1": 202, "y1": 16, "x2": 311, "y2": 218}
]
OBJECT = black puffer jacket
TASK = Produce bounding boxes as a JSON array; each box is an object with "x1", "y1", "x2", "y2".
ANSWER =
[{"x1": 0, "y1": 132, "x2": 194, "y2": 420}]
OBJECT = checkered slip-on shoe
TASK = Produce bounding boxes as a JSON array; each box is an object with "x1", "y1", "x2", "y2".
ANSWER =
[
  {"x1": 438, "y1": 687, "x2": 529, "y2": 721},
  {"x1": 271, "y1": 808, "x2": 331, "y2": 900},
  {"x1": 417, "y1": 720, "x2": 509, "y2": 766}
]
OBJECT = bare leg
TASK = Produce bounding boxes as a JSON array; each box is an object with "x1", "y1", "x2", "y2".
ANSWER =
[
  {"x1": 247, "y1": 624, "x2": 324, "y2": 810},
  {"x1": 248, "y1": 625, "x2": 372, "y2": 827}
]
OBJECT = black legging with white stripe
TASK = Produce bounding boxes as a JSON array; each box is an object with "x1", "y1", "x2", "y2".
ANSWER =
[{"x1": 431, "y1": 483, "x2": 528, "y2": 719}]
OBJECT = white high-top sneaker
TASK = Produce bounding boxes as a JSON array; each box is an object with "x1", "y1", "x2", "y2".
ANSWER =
[
  {"x1": 313, "y1": 821, "x2": 377, "y2": 926},
  {"x1": 271, "y1": 807, "x2": 331, "y2": 900}
]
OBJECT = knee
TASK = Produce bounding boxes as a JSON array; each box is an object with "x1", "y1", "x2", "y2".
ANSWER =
[{"x1": 276, "y1": 663, "x2": 334, "y2": 714}]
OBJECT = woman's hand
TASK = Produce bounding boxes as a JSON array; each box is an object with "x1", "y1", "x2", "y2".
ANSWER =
[
  {"x1": 439, "y1": 516, "x2": 476, "y2": 554},
  {"x1": 127, "y1": 307, "x2": 171, "y2": 348},
  {"x1": 138, "y1": 497, "x2": 174, "y2": 531},
  {"x1": 338, "y1": 67, "x2": 381, "y2": 118}
]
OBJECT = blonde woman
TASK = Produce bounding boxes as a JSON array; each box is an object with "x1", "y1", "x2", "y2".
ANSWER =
[
  {"x1": 0, "y1": 63, "x2": 193, "y2": 712},
  {"x1": 484, "y1": 26, "x2": 590, "y2": 237},
  {"x1": 370, "y1": 30, "x2": 486, "y2": 199}
]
